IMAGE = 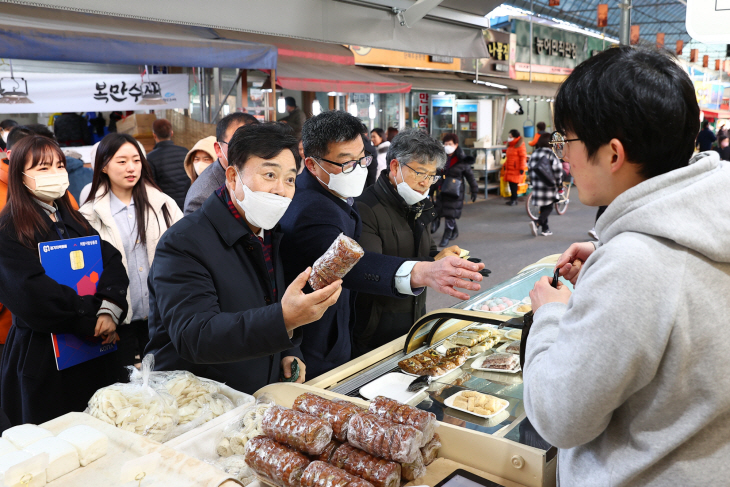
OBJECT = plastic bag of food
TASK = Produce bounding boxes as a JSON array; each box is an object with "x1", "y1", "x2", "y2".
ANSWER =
[
  {"x1": 213, "y1": 455, "x2": 257, "y2": 485},
  {"x1": 421, "y1": 433, "x2": 441, "y2": 466},
  {"x1": 244, "y1": 436, "x2": 310, "y2": 487},
  {"x1": 308, "y1": 233, "x2": 364, "y2": 290},
  {"x1": 293, "y1": 393, "x2": 362, "y2": 442},
  {"x1": 330, "y1": 443, "x2": 401, "y2": 487},
  {"x1": 262, "y1": 406, "x2": 333, "y2": 456},
  {"x1": 85, "y1": 355, "x2": 179, "y2": 442},
  {"x1": 401, "y1": 452, "x2": 426, "y2": 481},
  {"x1": 367, "y1": 396, "x2": 437, "y2": 446},
  {"x1": 346, "y1": 413, "x2": 423, "y2": 463},
  {"x1": 300, "y1": 461, "x2": 374, "y2": 487},
  {"x1": 217, "y1": 395, "x2": 276, "y2": 457}
]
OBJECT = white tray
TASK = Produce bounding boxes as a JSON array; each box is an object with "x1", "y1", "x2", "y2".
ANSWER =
[
  {"x1": 503, "y1": 329, "x2": 522, "y2": 342},
  {"x1": 470, "y1": 355, "x2": 521, "y2": 374},
  {"x1": 495, "y1": 341, "x2": 520, "y2": 355},
  {"x1": 444, "y1": 393, "x2": 510, "y2": 419},
  {"x1": 359, "y1": 373, "x2": 427, "y2": 403}
]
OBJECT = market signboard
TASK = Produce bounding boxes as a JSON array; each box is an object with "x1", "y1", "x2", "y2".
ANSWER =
[
  {"x1": 463, "y1": 29, "x2": 512, "y2": 79},
  {"x1": 349, "y1": 46, "x2": 462, "y2": 72},
  {"x1": 0, "y1": 73, "x2": 189, "y2": 114}
]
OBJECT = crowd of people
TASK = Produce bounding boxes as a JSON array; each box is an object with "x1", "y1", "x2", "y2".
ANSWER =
[{"x1": 0, "y1": 45, "x2": 728, "y2": 485}]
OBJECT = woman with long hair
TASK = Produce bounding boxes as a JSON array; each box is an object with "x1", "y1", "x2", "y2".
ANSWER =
[
  {"x1": 80, "y1": 133, "x2": 183, "y2": 379},
  {"x1": 0, "y1": 135, "x2": 129, "y2": 425}
]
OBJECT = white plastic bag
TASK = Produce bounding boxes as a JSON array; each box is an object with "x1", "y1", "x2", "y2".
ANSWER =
[{"x1": 216, "y1": 394, "x2": 276, "y2": 457}]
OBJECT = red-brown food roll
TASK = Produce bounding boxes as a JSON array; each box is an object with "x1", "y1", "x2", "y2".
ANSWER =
[
  {"x1": 421, "y1": 433, "x2": 441, "y2": 466},
  {"x1": 346, "y1": 413, "x2": 423, "y2": 463},
  {"x1": 330, "y1": 444, "x2": 401, "y2": 487},
  {"x1": 300, "y1": 461, "x2": 374, "y2": 487},
  {"x1": 309, "y1": 234, "x2": 365, "y2": 291},
  {"x1": 401, "y1": 452, "x2": 426, "y2": 481},
  {"x1": 312, "y1": 440, "x2": 342, "y2": 463},
  {"x1": 293, "y1": 393, "x2": 362, "y2": 442},
  {"x1": 262, "y1": 406, "x2": 333, "y2": 455},
  {"x1": 367, "y1": 396, "x2": 437, "y2": 446},
  {"x1": 244, "y1": 436, "x2": 311, "y2": 487}
]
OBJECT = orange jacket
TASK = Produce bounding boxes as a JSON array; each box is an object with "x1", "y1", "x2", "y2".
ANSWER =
[
  {"x1": 504, "y1": 137, "x2": 528, "y2": 183},
  {"x1": 0, "y1": 162, "x2": 78, "y2": 344}
]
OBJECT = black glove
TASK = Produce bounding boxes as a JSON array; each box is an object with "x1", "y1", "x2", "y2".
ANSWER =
[{"x1": 471, "y1": 193, "x2": 477, "y2": 202}]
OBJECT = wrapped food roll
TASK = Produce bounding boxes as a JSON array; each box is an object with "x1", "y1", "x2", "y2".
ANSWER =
[
  {"x1": 421, "y1": 433, "x2": 441, "y2": 466},
  {"x1": 401, "y1": 452, "x2": 426, "y2": 481},
  {"x1": 309, "y1": 233, "x2": 364, "y2": 291},
  {"x1": 262, "y1": 406, "x2": 333, "y2": 455},
  {"x1": 347, "y1": 413, "x2": 423, "y2": 463},
  {"x1": 312, "y1": 440, "x2": 342, "y2": 463},
  {"x1": 300, "y1": 461, "x2": 374, "y2": 487},
  {"x1": 293, "y1": 393, "x2": 362, "y2": 442},
  {"x1": 244, "y1": 436, "x2": 310, "y2": 487},
  {"x1": 330, "y1": 444, "x2": 401, "y2": 487},
  {"x1": 367, "y1": 397, "x2": 438, "y2": 446}
]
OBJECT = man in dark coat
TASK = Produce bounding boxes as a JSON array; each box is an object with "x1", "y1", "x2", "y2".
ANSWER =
[
  {"x1": 146, "y1": 118, "x2": 190, "y2": 210},
  {"x1": 279, "y1": 97, "x2": 307, "y2": 138},
  {"x1": 279, "y1": 111, "x2": 485, "y2": 378},
  {"x1": 695, "y1": 120, "x2": 716, "y2": 152},
  {"x1": 146, "y1": 123, "x2": 342, "y2": 394},
  {"x1": 353, "y1": 129, "x2": 461, "y2": 356}
]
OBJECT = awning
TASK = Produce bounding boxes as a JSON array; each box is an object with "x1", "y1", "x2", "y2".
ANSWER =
[
  {"x1": 0, "y1": 3, "x2": 276, "y2": 69},
  {"x1": 276, "y1": 61, "x2": 411, "y2": 94},
  {"x1": 217, "y1": 31, "x2": 355, "y2": 66},
  {"x1": 14, "y1": 0, "x2": 490, "y2": 58},
  {"x1": 702, "y1": 109, "x2": 730, "y2": 120},
  {"x1": 384, "y1": 72, "x2": 510, "y2": 96},
  {"x1": 483, "y1": 77, "x2": 562, "y2": 98}
]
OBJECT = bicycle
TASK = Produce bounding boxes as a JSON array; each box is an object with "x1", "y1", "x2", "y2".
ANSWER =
[{"x1": 526, "y1": 176, "x2": 573, "y2": 221}]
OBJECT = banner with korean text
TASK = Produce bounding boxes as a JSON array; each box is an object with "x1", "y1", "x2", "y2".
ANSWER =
[{"x1": 0, "y1": 73, "x2": 189, "y2": 113}]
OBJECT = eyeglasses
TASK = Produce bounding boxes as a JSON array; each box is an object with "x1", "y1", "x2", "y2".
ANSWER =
[
  {"x1": 315, "y1": 155, "x2": 372, "y2": 174},
  {"x1": 549, "y1": 131, "x2": 581, "y2": 159},
  {"x1": 402, "y1": 164, "x2": 442, "y2": 184}
]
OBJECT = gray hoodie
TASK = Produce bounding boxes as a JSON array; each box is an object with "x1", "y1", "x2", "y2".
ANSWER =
[{"x1": 524, "y1": 152, "x2": 730, "y2": 486}]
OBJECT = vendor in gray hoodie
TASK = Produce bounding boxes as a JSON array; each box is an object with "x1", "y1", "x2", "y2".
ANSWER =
[{"x1": 524, "y1": 46, "x2": 730, "y2": 487}]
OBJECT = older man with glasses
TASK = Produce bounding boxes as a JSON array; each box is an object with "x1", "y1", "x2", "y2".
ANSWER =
[{"x1": 279, "y1": 112, "x2": 486, "y2": 377}]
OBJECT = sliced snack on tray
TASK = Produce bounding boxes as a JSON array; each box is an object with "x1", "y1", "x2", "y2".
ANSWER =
[
  {"x1": 2, "y1": 424, "x2": 53, "y2": 449},
  {"x1": 505, "y1": 341, "x2": 521, "y2": 354},
  {"x1": 24, "y1": 436, "x2": 80, "y2": 482},
  {"x1": 56, "y1": 425, "x2": 108, "y2": 467},
  {"x1": 479, "y1": 297, "x2": 517, "y2": 313},
  {"x1": 450, "y1": 391, "x2": 509, "y2": 417},
  {"x1": 398, "y1": 347, "x2": 468, "y2": 377},
  {"x1": 478, "y1": 353, "x2": 520, "y2": 371}
]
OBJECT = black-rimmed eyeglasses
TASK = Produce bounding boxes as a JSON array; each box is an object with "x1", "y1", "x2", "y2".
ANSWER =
[
  {"x1": 402, "y1": 164, "x2": 442, "y2": 184},
  {"x1": 549, "y1": 131, "x2": 581, "y2": 159},
  {"x1": 314, "y1": 155, "x2": 372, "y2": 174}
]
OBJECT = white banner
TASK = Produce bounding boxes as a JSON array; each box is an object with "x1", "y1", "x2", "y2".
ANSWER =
[{"x1": 0, "y1": 73, "x2": 189, "y2": 113}]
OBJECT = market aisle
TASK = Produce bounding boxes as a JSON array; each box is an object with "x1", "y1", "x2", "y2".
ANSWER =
[{"x1": 426, "y1": 187, "x2": 596, "y2": 311}]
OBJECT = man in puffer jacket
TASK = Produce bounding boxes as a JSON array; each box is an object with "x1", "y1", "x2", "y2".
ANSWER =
[
  {"x1": 146, "y1": 118, "x2": 190, "y2": 210},
  {"x1": 524, "y1": 46, "x2": 730, "y2": 487}
]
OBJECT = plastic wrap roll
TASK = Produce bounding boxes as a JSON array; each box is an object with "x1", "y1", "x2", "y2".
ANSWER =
[
  {"x1": 309, "y1": 234, "x2": 364, "y2": 290},
  {"x1": 401, "y1": 452, "x2": 426, "y2": 481},
  {"x1": 312, "y1": 440, "x2": 342, "y2": 463},
  {"x1": 330, "y1": 444, "x2": 401, "y2": 487},
  {"x1": 367, "y1": 396, "x2": 437, "y2": 446},
  {"x1": 244, "y1": 436, "x2": 310, "y2": 487},
  {"x1": 346, "y1": 413, "x2": 423, "y2": 463},
  {"x1": 293, "y1": 393, "x2": 362, "y2": 442},
  {"x1": 421, "y1": 433, "x2": 441, "y2": 466},
  {"x1": 262, "y1": 406, "x2": 333, "y2": 455},
  {"x1": 300, "y1": 461, "x2": 374, "y2": 487}
]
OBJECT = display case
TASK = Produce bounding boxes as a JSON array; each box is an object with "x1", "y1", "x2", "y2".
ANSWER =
[
  {"x1": 430, "y1": 95, "x2": 456, "y2": 142},
  {"x1": 306, "y1": 256, "x2": 570, "y2": 487}
]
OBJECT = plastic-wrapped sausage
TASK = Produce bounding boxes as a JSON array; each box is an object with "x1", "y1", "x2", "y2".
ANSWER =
[
  {"x1": 293, "y1": 393, "x2": 362, "y2": 442},
  {"x1": 421, "y1": 433, "x2": 441, "y2": 466},
  {"x1": 330, "y1": 444, "x2": 401, "y2": 487},
  {"x1": 300, "y1": 461, "x2": 374, "y2": 487},
  {"x1": 244, "y1": 436, "x2": 310, "y2": 487},
  {"x1": 312, "y1": 440, "x2": 342, "y2": 463},
  {"x1": 367, "y1": 396, "x2": 437, "y2": 446},
  {"x1": 309, "y1": 234, "x2": 364, "y2": 291},
  {"x1": 401, "y1": 452, "x2": 426, "y2": 481},
  {"x1": 262, "y1": 406, "x2": 333, "y2": 455},
  {"x1": 346, "y1": 413, "x2": 423, "y2": 463}
]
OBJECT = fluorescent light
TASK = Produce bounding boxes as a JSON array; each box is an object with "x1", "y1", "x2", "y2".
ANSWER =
[
  {"x1": 438, "y1": 91, "x2": 446, "y2": 95},
  {"x1": 312, "y1": 99, "x2": 322, "y2": 116},
  {"x1": 369, "y1": 103, "x2": 376, "y2": 119},
  {"x1": 348, "y1": 102, "x2": 358, "y2": 117},
  {"x1": 277, "y1": 96, "x2": 286, "y2": 113},
  {"x1": 473, "y1": 80, "x2": 509, "y2": 90}
]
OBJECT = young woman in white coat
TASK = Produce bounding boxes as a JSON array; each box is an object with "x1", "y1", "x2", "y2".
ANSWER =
[{"x1": 80, "y1": 133, "x2": 183, "y2": 379}]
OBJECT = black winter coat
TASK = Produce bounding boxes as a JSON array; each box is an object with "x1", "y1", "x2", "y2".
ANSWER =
[
  {"x1": 146, "y1": 141, "x2": 191, "y2": 211},
  {"x1": 145, "y1": 193, "x2": 303, "y2": 394},
  {"x1": 353, "y1": 171, "x2": 438, "y2": 355},
  {"x1": 434, "y1": 149, "x2": 479, "y2": 220},
  {"x1": 0, "y1": 203, "x2": 129, "y2": 425}
]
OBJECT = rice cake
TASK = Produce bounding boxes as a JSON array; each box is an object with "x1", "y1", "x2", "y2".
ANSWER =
[
  {"x1": 57, "y1": 425, "x2": 108, "y2": 466},
  {"x1": 2, "y1": 425, "x2": 53, "y2": 449},
  {"x1": 24, "y1": 436, "x2": 80, "y2": 482}
]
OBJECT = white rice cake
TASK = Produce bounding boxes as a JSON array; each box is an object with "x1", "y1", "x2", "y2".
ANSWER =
[
  {"x1": 57, "y1": 425, "x2": 108, "y2": 466},
  {"x1": 0, "y1": 438, "x2": 18, "y2": 458},
  {"x1": 2, "y1": 425, "x2": 53, "y2": 449},
  {"x1": 25, "y1": 436, "x2": 80, "y2": 482},
  {"x1": 0, "y1": 449, "x2": 47, "y2": 487}
]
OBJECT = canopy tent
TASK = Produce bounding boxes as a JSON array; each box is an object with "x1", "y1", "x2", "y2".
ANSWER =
[
  {"x1": 8, "y1": 0, "x2": 493, "y2": 58},
  {"x1": 0, "y1": 3, "x2": 276, "y2": 69}
]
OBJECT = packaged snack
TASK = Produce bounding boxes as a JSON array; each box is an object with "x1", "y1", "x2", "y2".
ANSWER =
[
  {"x1": 479, "y1": 353, "x2": 519, "y2": 371},
  {"x1": 401, "y1": 452, "x2": 426, "y2": 481},
  {"x1": 346, "y1": 413, "x2": 423, "y2": 463},
  {"x1": 367, "y1": 396, "x2": 437, "y2": 446},
  {"x1": 244, "y1": 436, "x2": 310, "y2": 487},
  {"x1": 309, "y1": 234, "x2": 364, "y2": 290},
  {"x1": 300, "y1": 461, "x2": 374, "y2": 487},
  {"x1": 162, "y1": 371, "x2": 235, "y2": 424},
  {"x1": 330, "y1": 444, "x2": 401, "y2": 487},
  {"x1": 262, "y1": 406, "x2": 333, "y2": 456},
  {"x1": 311, "y1": 439, "x2": 342, "y2": 463},
  {"x1": 217, "y1": 395, "x2": 275, "y2": 457},
  {"x1": 421, "y1": 433, "x2": 441, "y2": 466},
  {"x1": 506, "y1": 341, "x2": 521, "y2": 354},
  {"x1": 293, "y1": 393, "x2": 361, "y2": 442}
]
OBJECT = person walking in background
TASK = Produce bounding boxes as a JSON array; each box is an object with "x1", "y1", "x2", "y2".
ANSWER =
[
  {"x1": 0, "y1": 119, "x2": 18, "y2": 152},
  {"x1": 279, "y1": 97, "x2": 306, "y2": 138},
  {"x1": 370, "y1": 128, "x2": 390, "y2": 175},
  {"x1": 696, "y1": 120, "x2": 716, "y2": 152},
  {"x1": 528, "y1": 122, "x2": 549, "y2": 148},
  {"x1": 504, "y1": 129, "x2": 527, "y2": 206},
  {"x1": 80, "y1": 133, "x2": 183, "y2": 380},
  {"x1": 433, "y1": 133, "x2": 478, "y2": 248},
  {"x1": 183, "y1": 136, "x2": 217, "y2": 184},
  {"x1": 716, "y1": 135, "x2": 730, "y2": 161},
  {"x1": 527, "y1": 133, "x2": 563, "y2": 237},
  {"x1": 146, "y1": 119, "x2": 190, "y2": 210},
  {"x1": 360, "y1": 124, "x2": 379, "y2": 188},
  {"x1": 386, "y1": 127, "x2": 399, "y2": 142}
]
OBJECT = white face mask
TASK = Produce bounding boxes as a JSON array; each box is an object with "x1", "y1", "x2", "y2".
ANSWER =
[
  {"x1": 194, "y1": 161, "x2": 211, "y2": 176},
  {"x1": 507, "y1": 137, "x2": 515, "y2": 142},
  {"x1": 23, "y1": 172, "x2": 70, "y2": 201},
  {"x1": 444, "y1": 145, "x2": 456, "y2": 155},
  {"x1": 1, "y1": 131, "x2": 7, "y2": 143},
  {"x1": 233, "y1": 168, "x2": 291, "y2": 230},
  {"x1": 396, "y1": 165, "x2": 428, "y2": 206},
  {"x1": 313, "y1": 159, "x2": 367, "y2": 199}
]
